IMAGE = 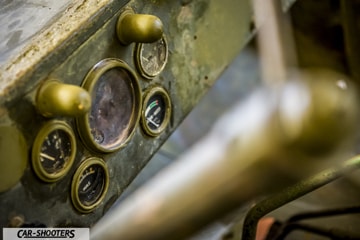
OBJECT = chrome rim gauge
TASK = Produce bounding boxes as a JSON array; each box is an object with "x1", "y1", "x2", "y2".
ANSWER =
[
  {"x1": 77, "y1": 58, "x2": 142, "y2": 153},
  {"x1": 141, "y1": 86, "x2": 171, "y2": 136},
  {"x1": 135, "y1": 36, "x2": 168, "y2": 79},
  {"x1": 71, "y1": 157, "x2": 109, "y2": 213},
  {"x1": 32, "y1": 121, "x2": 76, "y2": 182}
]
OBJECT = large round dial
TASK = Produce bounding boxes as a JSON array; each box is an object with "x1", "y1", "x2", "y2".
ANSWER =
[
  {"x1": 77, "y1": 58, "x2": 142, "y2": 153},
  {"x1": 71, "y1": 157, "x2": 109, "y2": 213},
  {"x1": 32, "y1": 121, "x2": 76, "y2": 182},
  {"x1": 135, "y1": 36, "x2": 168, "y2": 79},
  {"x1": 141, "y1": 86, "x2": 171, "y2": 136}
]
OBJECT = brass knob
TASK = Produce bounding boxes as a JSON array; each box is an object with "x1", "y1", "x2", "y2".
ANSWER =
[
  {"x1": 36, "y1": 80, "x2": 91, "y2": 117},
  {"x1": 0, "y1": 125, "x2": 27, "y2": 192},
  {"x1": 117, "y1": 9, "x2": 163, "y2": 45}
]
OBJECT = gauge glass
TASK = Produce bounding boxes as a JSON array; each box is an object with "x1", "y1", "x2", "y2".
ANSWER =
[
  {"x1": 136, "y1": 36, "x2": 168, "y2": 78},
  {"x1": 142, "y1": 87, "x2": 171, "y2": 136},
  {"x1": 78, "y1": 164, "x2": 106, "y2": 206},
  {"x1": 146, "y1": 94, "x2": 166, "y2": 131},
  {"x1": 40, "y1": 129, "x2": 72, "y2": 174},
  {"x1": 77, "y1": 59, "x2": 141, "y2": 153},
  {"x1": 89, "y1": 68, "x2": 134, "y2": 148},
  {"x1": 71, "y1": 157, "x2": 109, "y2": 213},
  {"x1": 32, "y1": 121, "x2": 76, "y2": 182}
]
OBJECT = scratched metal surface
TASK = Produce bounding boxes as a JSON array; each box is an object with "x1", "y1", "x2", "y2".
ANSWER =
[
  {"x1": 0, "y1": 0, "x2": 130, "y2": 104},
  {"x1": 0, "y1": 0, "x2": 252, "y2": 231},
  {"x1": 0, "y1": 0, "x2": 301, "y2": 234},
  {"x1": 0, "y1": 0, "x2": 72, "y2": 64}
]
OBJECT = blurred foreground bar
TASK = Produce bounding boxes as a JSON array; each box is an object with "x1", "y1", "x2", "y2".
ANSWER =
[{"x1": 91, "y1": 70, "x2": 359, "y2": 240}]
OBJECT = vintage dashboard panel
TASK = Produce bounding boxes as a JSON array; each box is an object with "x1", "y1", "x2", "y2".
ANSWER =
[{"x1": 0, "y1": 0, "x2": 253, "y2": 228}]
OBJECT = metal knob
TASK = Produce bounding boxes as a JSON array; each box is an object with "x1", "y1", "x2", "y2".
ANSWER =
[
  {"x1": 116, "y1": 9, "x2": 163, "y2": 45},
  {"x1": 0, "y1": 124, "x2": 27, "y2": 192},
  {"x1": 36, "y1": 80, "x2": 91, "y2": 117}
]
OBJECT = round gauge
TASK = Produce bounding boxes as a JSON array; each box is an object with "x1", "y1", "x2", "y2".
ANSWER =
[
  {"x1": 77, "y1": 58, "x2": 142, "y2": 153},
  {"x1": 141, "y1": 86, "x2": 171, "y2": 136},
  {"x1": 32, "y1": 120, "x2": 76, "y2": 182},
  {"x1": 71, "y1": 157, "x2": 109, "y2": 213},
  {"x1": 135, "y1": 35, "x2": 168, "y2": 79}
]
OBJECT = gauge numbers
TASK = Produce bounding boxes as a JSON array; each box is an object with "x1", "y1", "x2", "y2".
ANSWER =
[
  {"x1": 40, "y1": 130, "x2": 71, "y2": 173},
  {"x1": 71, "y1": 157, "x2": 109, "y2": 213},
  {"x1": 141, "y1": 86, "x2": 171, "y2": 136},
  {"x1": 135, "y1": 36, "x2": 168, "y2": 79},
  {"x1": 32, "y1": 121, "x2": 76, "y2": 182}
]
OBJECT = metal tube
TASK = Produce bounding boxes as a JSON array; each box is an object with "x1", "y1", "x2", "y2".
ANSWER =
[
  {"x1": 241, "y1": 155, "x2": 360, "y2": 240},
  {"x1": 91, "y1": 89, "x2": 283, "y2": 240},
  {"x1": 91, "y1": 75, "x2": 358, "y2": 240}
]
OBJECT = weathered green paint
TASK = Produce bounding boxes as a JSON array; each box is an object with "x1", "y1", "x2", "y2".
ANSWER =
[
  {"x1": 0, "y1": 0, "x2": 252, "y2": 228},
  {"x1": 0, "y1": 125, "x2": 28, "y2": 192}
]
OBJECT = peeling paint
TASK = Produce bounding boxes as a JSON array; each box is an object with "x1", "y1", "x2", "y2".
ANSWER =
[
  {"x1": 0, "y1": 0, "x2": 121, "y2": 104},
  {"x1": 0, "y1": 0, "x2": 253, "y2": 228}
]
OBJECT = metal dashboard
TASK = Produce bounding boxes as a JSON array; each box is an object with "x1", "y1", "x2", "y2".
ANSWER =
[{"x1": 0, "y1": 0, "x2": 252, "y2": 228}]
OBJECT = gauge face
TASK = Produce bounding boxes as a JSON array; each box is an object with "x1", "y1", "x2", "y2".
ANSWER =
[
  {"x1": 136, "y1": 36, "x2": 168, "y2": 78},
  {"x1": 78, "y1": 164, "x2": 106, "y2": 206},
  {"x1": 145, "y1": 94, "x2": 166, "y2": 130},
  {"x1": 77, "y1": 59, "x2": 141, "y2": 153},
  {"x1": 89, "y1": 68, "x2": 134, "y2": 147},
  {"x1": 40, "y1": 130, "x2": 72, "y2": 173},
  {"x1": 71, "y1": 157, "x2": 109, "y2": 213},
  {"x1": 32, "y1": 121, "x2": 76, "y2": 182},
  {"x1": 141, "y1": 86, "x2": 171, "y2": 136}
]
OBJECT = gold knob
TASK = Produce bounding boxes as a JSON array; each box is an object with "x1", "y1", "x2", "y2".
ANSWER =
[
  {"x1": 36, "y1": 80, "x2": 91, "y2": 117},
  {"x1": 117, "y1": 9, "x2": 163, "y2": 45},
  {"x1": 0, "y1": 125, "x2": 27, "y2": 192}
]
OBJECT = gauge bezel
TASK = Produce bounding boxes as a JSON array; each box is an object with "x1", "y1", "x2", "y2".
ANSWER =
[
  {"x1": 71, "y1": 157, "x2": 109, "y2": 213},
  {"x1": 76, "y1": 58, "x2": 142, "y2": 153},
  {"x1": 141, "y1": 86, "x2": 172, "y2": 137},
  {"x1": 135, "y1": 35, "x2": 168, "y2": 79},
  {"x1": 32, "y1": 120, "x2": 76, "y2": 182}
]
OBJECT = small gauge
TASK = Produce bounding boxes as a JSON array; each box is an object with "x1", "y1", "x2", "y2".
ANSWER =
[
  {"x1": 32, "y1": 121, "x2": 76, "y2": 182},
  {"x1": 135, "y1": 35, "x2": 168, "y2": 79},
  {"x1": 71, "y1": 157, "x2": 109, "y2": 213},
  {"x1": 141, "y1": 86, "x2": 171, "y2": 136},
  {"x1": 77, "y1": 58, "x2": 142, "y2": 153}
]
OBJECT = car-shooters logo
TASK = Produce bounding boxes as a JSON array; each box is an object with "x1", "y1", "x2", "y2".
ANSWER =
[
  {"x1": 17, "y1": 229, "x2": 75, "y2": 238},
  {"x1": 3, "y1": 228, "x2": 89, "y2": 240}
]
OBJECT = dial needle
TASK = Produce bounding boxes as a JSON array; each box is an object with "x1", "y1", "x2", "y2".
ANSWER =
[
  {"x1": 40, "y1": 153, "x2": 56, "y2": 161},
  {"x1": 147, "y1": 117, "x2": 159, "y2": 127}
]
